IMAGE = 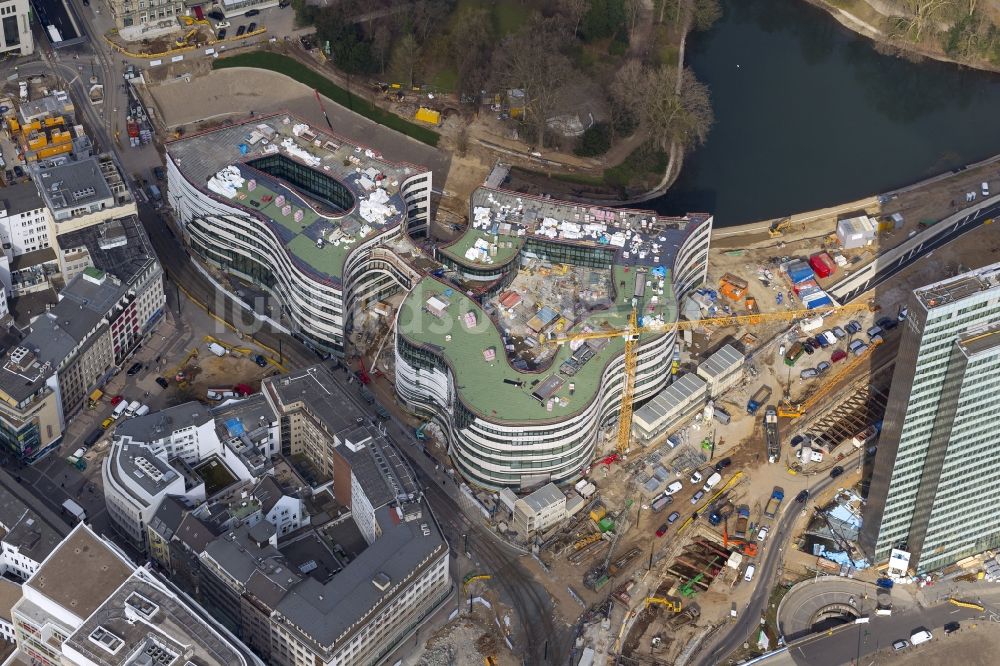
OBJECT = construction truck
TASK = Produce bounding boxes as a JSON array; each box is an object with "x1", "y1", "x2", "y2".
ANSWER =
[
  {"x1": 734, "y1": 505, "x2": 750, "y2": 540},
  {"x1": 765, "y1": 406, "x2": 780, "y2": 463},
  {"x1": 764, "y1": 487, "x2": 784, "y2": 519},
  {"x1": 747, "y1": 385, "x2": 771, "y2": 415}
]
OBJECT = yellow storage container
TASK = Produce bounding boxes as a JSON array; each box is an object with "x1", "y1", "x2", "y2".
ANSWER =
[{"x1": 414, "y1": 107, "x2": 441, "y2": 125}]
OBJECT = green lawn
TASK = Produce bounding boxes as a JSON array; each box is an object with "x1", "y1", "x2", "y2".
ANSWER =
[{"x1": 213, "y1": 52, "x2": 440, "y2": 147}]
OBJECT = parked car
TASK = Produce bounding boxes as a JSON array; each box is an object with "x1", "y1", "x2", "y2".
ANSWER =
[
  {"x1": 877, "y1": 316, "x2": 898, "y2": 331},
  {"x1": 757, "y1": 526, "x2": 769, "y2": 542},
  {"x1": 795, "y1": 489, "x2": 809, "y2": 503},
  {"x1": 790, "y1": 434, "x2": 805, "y2": 448},
  {"x1": 816, "y1": 361, "x2": 831, "y2": 374},
  {"x1": 690, "y1": 490, "x2": 705, "y2": 505},
  {"x1": 830, "y1": 465, "x2": 844, "y2": 479},
  {"x1": 846, "y1": 320, "x2": 862, "y2": 334},
  {"x1": 943, "y1": 621, "x2": 960, "y2": 634},
  {"x1": 898, "y1": 306, "x2": 909, "y2": 321},
  {"x1": 744, "y1": 565, "x2": 756, "y2": 582},
  {"x1": 714, "y1": 457, "x2": 732, "y2": 472},
  {"x1": 831, "y1": 349, "x2": 848, "y2": 363},
  {"x1": 690, "y1": 470, "x2": 703, "y2": 485},
  {"x1": 155, "y1": 377, "x2": 169, "y2": 389},
  {"x1": 822, "y1": 330, "x2": 838, "y2": 345},
  {"x1": 802, "y1": 341, "x2": 815, "y2": 355},
  {"x1": 800, "y1": 368, "x2": 818, "y2": 380},
  {"x1": 666, "y1": 481, "x2": 684, "y2": 495},
  {"x1": 278, "y1": 0, "x2": 291, "y2": 6},
  {"x1": 832, "y1": 326, "x2": 846, "y2": 339},
  {"x1": 667, "y1": 511, "x2": 681, "y2": 524},
  {"x1": 110, "y1": 394, "x2": 124, "y2": 406},
  {"x1": 216, "y1": 20, "x2": 231, "y2": 28},
  {"x1": 656, "y1": 523, "x2": 668, "y2": 537},
  {"x1": 983, "y1": 181, "x2": 990, "y2": 197},
  {"x1": 254, "y1": 354, "x2": 268, "y2": 367},
  {"x1": 127, "y1": 362, "x2": 143, "y2": 376},
  {"x1": 208, "y1": 9, "x2": 224, "y2": 20},
  {"x1": 893, "y1": 640, "x2": 909, "y2": 651},
  {"x1": 236, "y1": 25, "x2": 246, "y2": 36},
  {"x1": 245, "y1": 8, "x2": 259, "y2": 16},
  {"x1": 218, "y1": 28, "x2": 227, "y2": 38},
  {"x1": 248, "y1": 21, "x2": 257, "y2": 31},
  {"x1": 101, "y1": 417, "x2": 114, "y2": 429}
]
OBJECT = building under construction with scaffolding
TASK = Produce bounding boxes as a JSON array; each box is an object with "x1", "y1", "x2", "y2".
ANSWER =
[{"x1": 395, "y1": 183, "x2": 713, "y2": 489}]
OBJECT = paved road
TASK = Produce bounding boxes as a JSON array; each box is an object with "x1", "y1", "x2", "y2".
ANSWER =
[
  {"x1": 761, "y1": 599, "x2": 983, "y2": 665},
  {"x1": 696, "y1": 466, "x2": 851, "y2": 666},
  {"x1": 832, "y1": 200, "x2": 1000, "y2": 303}
]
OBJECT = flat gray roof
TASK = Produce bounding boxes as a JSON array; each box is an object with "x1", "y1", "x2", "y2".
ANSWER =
[
  {"x1": 64, "y1": 569, "x2": 250, "y2": 666},
  {"x1": 56, "y1": 216, "x2": 157, "y2": 285},
  {"x1": 26, "y1": 524, "x2": 134, "y2": 621},
  {"x1": 697, "y1": 344, "x2": 743, "y2": 379},
  {"x1": 116, "y1": 401, "x2": 213, "y2": 443},
  {"x1": 0, "y1": 483, "x2": 62, "y2": 566},
  {"x1": 519, "y1": 482, "x2": 565, "y2": 513},
  {"x1": 1, "y1": 181, "x2": 44, "y2": 216},
  {"x1": 33, "y1": 157, "x2": 113, "y2": 213},
  {"x1": 633, "y1": 373, "x2": 707, "y2": 432},
  {"x1": 337, "y1": 430, "x2": 419, "y2": 510},
  {"x1": 264, "y1": 364, "x2": 369, "y2": 436},
  {"x1": 109, "y1": 442, "x2": 180, "y2": 498},
  {"x1": 914, "y1": 261, "x2": 1000, "y2": 310},
  {"x1": 958, "y1": 325, "x2": 1000, "y2": 357}
]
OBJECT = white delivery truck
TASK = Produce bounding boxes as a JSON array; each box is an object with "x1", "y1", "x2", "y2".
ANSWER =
[
  {"x1": 208, "y1": 342, "x2": 227, "y2": 357},
  {"x1": 702, "y1": 472, "x2": 722, "y2": 493},
  {"x1": 62, "y1": 499, "x2": 86, "y2": 522}
]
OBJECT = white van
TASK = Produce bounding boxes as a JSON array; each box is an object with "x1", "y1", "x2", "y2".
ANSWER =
[
  {"x1": 125, "y1": 400, "x2": 141, "y2": 417},
  {"x1": 744, "y1": 565, "x2": 756, "y2": 582},
  {"x1": 910, "y1": 630, "x2": 932, "y2": 646},
  {"x1": 134, "y1": 404, "x2": 150, "y2": 417},
  {"x1": 665, "y1": 481, "x2": 684, "y2": 495},
  {"x1": 112, "y1": 401, "x2": 128, "y2": 419}
]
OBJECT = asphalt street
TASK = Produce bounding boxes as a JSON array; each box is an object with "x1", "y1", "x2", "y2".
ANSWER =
[{"x1": 697, "y1": 465, "x2": 852, "y2": 666}]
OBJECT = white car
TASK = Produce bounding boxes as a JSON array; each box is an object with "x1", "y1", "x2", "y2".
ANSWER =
[
  {"x1": 983, "y1": 181, "x2": 990, "y2": 197},
  {"x1": 216, "y1": 20, "x2": 231, "y2": 28},
  {"x1": 690, "y1": 470, "x2": 703, "y2": 485},
  {"x1": 757, "y1": 526, "x2": 769, "y2": 542}
]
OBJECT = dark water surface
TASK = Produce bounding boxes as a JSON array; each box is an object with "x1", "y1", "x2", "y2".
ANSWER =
[{"x1": 649, "y1": 0, "x2": 1000, "y2": 225}]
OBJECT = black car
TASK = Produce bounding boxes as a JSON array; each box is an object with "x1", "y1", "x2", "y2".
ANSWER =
[
  {"x1": 245, "y1": 8, "x2": 259, "y2": 16},
  {"x1": 795, "y1": 489, "x2": 809, "y2": 503},
  {"x1": 943, "y1": 621, "x2": 960, "y2": 634},
  {"x1": 218, "y1": 28, "x2": 227, "y2": 39},
  {"x1": 279, "y1": 0, "x2": 290, "y2": 6},
  {"x1": 790, "y1": 434, "x2": 805, "y2": 448},
  {"x1": 208, "y1": 10, "x2": 224, "y2": 20},
  {"x1": 877, "y1": 316, "x2": 898, "y2": 330},
  {"x1": 248, "y1": 21, "x2": 257, "y2": 32},
  {"x1": 236, "y1": 25, "x2": 246, "y2": 36},
  {"x1": 13, "y1": 166, "x2": 23, "y2": 178},
  {"x1": 802, "y1": 341, "x2": 815, "y2": 354},
  {"x1": 714, "y1": 457, "x2": 732, "y2": 473},
  {"x1": 829, "y1": 465, "x2": 844, "y2": 479},
  {"x1": 153, "y1": 166, "x2": 165, "y2": 180},
  {"x1": 127, "y1": 362, "x2": 143, "y2": 376},
  {"x1": 155, "y1": 377, "x2": 169, "y2": 389}
]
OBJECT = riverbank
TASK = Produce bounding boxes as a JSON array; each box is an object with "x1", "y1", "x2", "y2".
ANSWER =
[{"x1": 802, "y1": 0, "x2": 1000, "y2": 74}]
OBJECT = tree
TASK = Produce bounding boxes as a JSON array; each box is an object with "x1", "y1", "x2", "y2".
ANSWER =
[
  {"x1": 887, "y1": 0, "x2": 951, "y2": 42},
  {"x1": 558, "y1": 0, "x2": 588, "y2": 38},
  {"x1": 315, "y1": 16, "x2": 376, "y2": 74},
  {"x1": 640, "y1": 65, "x2": 713, "y2": 152},
  {"x1": 451, "y1": 7, "x2": 495, "y2": 99},
  {"x1": 581, "y1": 0, "x2": 628, "y2": 42},
  {"x1": 372, "y1": 23, "x2": 392, "y2": 74},
  {"x1": 492, "y1": 20, "x2": 575, "y2": 147},
  {"x1": 389, "y1": 34, "x2": 420, "y2": 88},
  {"x1": 608, "y1": 58, "x2": 646, "y2": 135}
]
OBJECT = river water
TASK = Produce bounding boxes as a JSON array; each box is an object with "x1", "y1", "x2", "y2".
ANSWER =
[{"x1": 649, "y1": 0, "x2": 1000, "y2": 226}]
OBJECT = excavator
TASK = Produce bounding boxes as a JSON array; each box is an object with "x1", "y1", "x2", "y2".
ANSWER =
[
  {"x1": 722, "y1": 524, "x2": 759, "y2": 558},
  {"x1": 644, "y1": 596, "x2": 682, "y2": 612}
]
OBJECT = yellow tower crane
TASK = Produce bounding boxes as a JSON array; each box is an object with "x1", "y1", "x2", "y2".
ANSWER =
[{"x1": 547, "y1": 301, "x2": 875, "y2": 458}]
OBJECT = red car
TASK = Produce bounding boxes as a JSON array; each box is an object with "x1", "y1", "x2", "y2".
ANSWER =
[
  {"x1": 110, "y1": 395, "x2": 124, "y2": 406},
  {"x1": 233, "y1": 383, "x2": 255, "y2": 397},
  {"x1": 656, "y1": 523, "x2": 668, "y2": 537},
  {"x1": 830, "y1": 349, "x2": 848, "y2": 363}
]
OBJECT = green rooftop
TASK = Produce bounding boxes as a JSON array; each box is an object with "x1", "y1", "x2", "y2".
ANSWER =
[
  {"x1": 439, "y1": 228, "x2": 522, "y2": 268},
  {"x1": 398, "y1": 266, "x2": 676, "y2": 424}
]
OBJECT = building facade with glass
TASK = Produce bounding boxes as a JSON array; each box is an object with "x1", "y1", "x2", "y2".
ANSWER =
[
  {"x1": 395, "y1": 189, "x2": 712, "y2": 489},
  {"x1": 165, "y1": 115, "x2": 432, "y2": 356},
  {"x1": 862, "y1": 262, "x2": 1000, "y2": 573}
]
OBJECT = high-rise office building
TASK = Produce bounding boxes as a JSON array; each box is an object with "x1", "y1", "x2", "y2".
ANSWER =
[{"x1": 862, "y1": 262, "x2": 1000, "y2": 573}]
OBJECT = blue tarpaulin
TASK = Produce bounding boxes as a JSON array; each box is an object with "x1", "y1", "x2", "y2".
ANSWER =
[{"x1": 225, "y1": 418, "x2": 245, "y2": 437}]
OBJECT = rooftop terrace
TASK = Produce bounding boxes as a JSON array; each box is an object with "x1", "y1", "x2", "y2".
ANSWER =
[
  {"x1": 439, "y1": 187, "x2": 703, "y2": 270},
  {"x1": 167, "y1": 114, "x2": 430, "y2": 285},
  {"x1": 398, "y1": 265, "x2": 676, "y2": 424}
]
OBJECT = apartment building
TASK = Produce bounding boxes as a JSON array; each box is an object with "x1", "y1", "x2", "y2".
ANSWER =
[
  {"x1": 862, "y1": 262, "x2": 1000, "y2": 573},
  {"x1": 106, "y1": 0, "x2": 184, "y2": 30},
  {"x1": 6, "y1": 523, "x2": 260, "y2": 666}
]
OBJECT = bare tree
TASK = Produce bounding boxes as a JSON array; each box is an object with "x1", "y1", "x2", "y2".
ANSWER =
[
  {"x1": 888, "y1": 0, "x2": 951, "y2": 42},
  {"x1": 372, "y1": 23, "x2": 392, "y2": 74},
  {"x1": 389, "y1": 34, "x2": 420, "y2": 88},
  {"x1": 492, "y1": 22, "x2": 575, "y2": 147},
  {"x1": 451, "y1": 8, "x2": 495, "y2": 98},
  {"x1": 641, "y1": 66, "x2": 713, "y2": 152},
  {"x1": 558, "y1": 0, "x2": 588, "y2": 38}
]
